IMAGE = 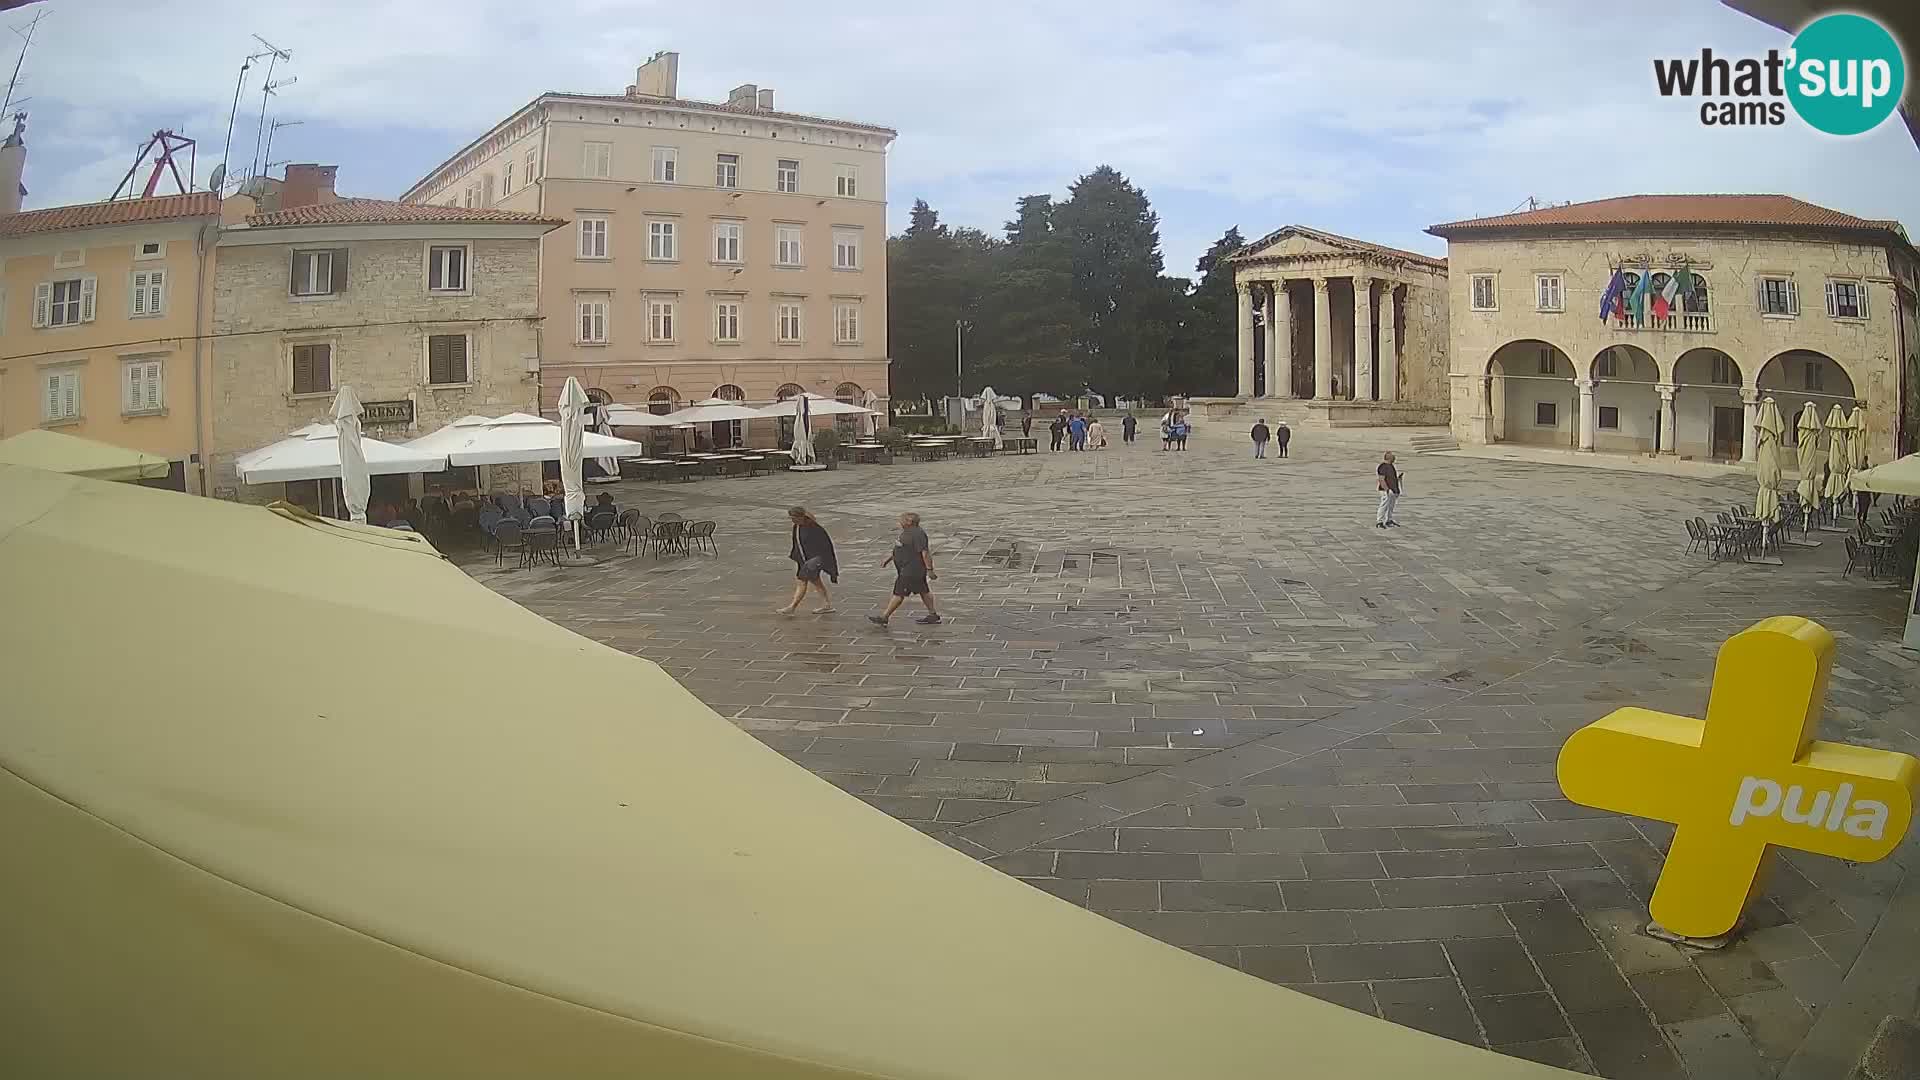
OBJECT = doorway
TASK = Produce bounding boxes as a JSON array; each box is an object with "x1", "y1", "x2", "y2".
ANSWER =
[{"x1": 1712, "y1": 406, "x2": 1743, "y2": 459}]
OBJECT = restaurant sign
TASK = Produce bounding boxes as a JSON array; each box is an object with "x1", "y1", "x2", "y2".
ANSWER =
[{"x1": 361, "y1": 399, "x2": 414, "y2": 426}]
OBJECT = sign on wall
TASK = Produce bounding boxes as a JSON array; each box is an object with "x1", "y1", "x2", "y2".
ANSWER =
[
  {"x1": 361, "y1": 399, "x2": 414, "y2": 426},
  {"x1": 1557, "y1": 616, "x2": 1916, "y2": 940}
]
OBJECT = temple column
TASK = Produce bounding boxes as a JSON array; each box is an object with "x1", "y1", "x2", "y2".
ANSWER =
[
  {"x1": 1577, "y1": 378, "x2": 1596, "y2": 451},
  {"x1": 1236, "y1": 283, "x2": 1255, "y2": 398},
  {"x1": 1657, "y1": 383, "x2": 1677, "y2": 455},
  {"x1": 1377, "y1": 283, "x2": 1399, "y2": 402},
  {"x1": 1353, "y1": 276, "x2": 1375, "y2": 402},
  {"x1": 1312, "y1": 277, "x2": 1332, "y2": 400},
  {"x1": 1269, "y1": 282, "x2": 1292, "y2": 398}
]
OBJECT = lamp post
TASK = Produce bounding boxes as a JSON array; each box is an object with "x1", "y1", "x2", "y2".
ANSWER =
[{"x1": 954, "y1": 318, "x2": 969, "y2": 400}]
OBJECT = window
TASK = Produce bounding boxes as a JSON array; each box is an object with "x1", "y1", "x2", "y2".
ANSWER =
[
  {"x1": 834, "y1": 302, "x2": 861, "y2": 343},
  {"x1": 43, "y1": 368, "x2": 80, "y2": 422},
  {"x1": 715, "y1": 153, "x2": 739, "y2": 189},
  {"x1": 290, "y1": 249, "x2": 344, "y2": 297},
  {"x1": 1470, "y1": 273, "x2": 1497, "y2": 311},
  {"x1": 464, "y1": 186, "x2": 477, "y2": 208},
  {"x1": 647, "y1": 387, "x2": 677, "y2": 415},
  {"x1": 427, "y1": 245, "x2": 468, "y2": 292},
  {"x1": 835, "y1": 163, "x2": 858, "y2": 197},
  {"x1": 777, "y1": 158, "x2": 799, "y2": 193},
  {"x1": 776, "y1": 302, "x2": 802, "y2": 342},
  {"x1": 1537, "y1": 350, "x2": 1557, "y2": 376},
  {"x1": 584, "y1": 141, "x2": 612, "y2": 179},
  {"x1": 1826, "y1": 279, "x2": 1865, "y2": 319},
  {"x1": 1597, "y1": 405, "x2": 1619, "y2": 430},
  {"x1": 833, "y1": 229, "x2": 861, "y2": 270},
  {"x1": 1711, "y1": 355, "x2": 1738, "y2": 385},
  {"x1": 482, "y1": 174, "x2": 496, "y2": 207},
  {"x1": 651, "y1": 146, "x2": 677, "y2": 183},
  {"x1": 714, "y1": 301, "x2": 741, "y2": 342},
  {"x1": 1804, "y1": 361, "x2": 1825, "y2": 392},
  {"x1": 129, "y1": 268, "x2": 166, "y2": 317},
  {"x1": 648, "y1": 220, "x2": 677, "y2": 260},
  {"x1": 291, "y1": 343, "x2": 332, "y2": 396},
  {"x1": 35, "y1": 276, "x2": 96, "y2": 328},
  {"x1": 1534, "y1": 401, "x2": 1557, "y2": 427},
  {"x1": 1535, "y1": 273, "x2": 1563, "y2": 312},
  {"x1": 427, "y1": 334, "x2": 470, "y2": 385},
  {"x1": 502, "y1": 161, "x2": 514, "y2": 195},
  {"x1": 1760, "y1": 276, "x2": 1798, "y2": 316},
  {"x1": 775, "y1": 225, "x2": 803, "y2": 266},
  {"x1": 648, "y1": 299, "x2": 676, "y2": 342},
  {"x1": 577, "y1": 296, "x2": 609, "y2": 344},
  {"x1": 524, "y1": 147, "x2": 539, "y2": 182},
  {"x1": 135, "y1": 240, "x2": 165, "y2": 260},
  {"x1": 835, "y1": 382, "x2": 863, "y2": 404},
  {"x1": 1684, "y1": 276, "x2": 1712, "y2": 314},
  {"x1": 123, "y1": 358, "x2": 164, "y2": 414},
  {"x1": 1594, "y1": 353, "x2": 1615, "y2": 378},
  {"x1": 578, "y1": 216, "x2": 609, "y2": 259},
  {"x1": 713, "y1": 221, "x2": 742, "y2": 263}
]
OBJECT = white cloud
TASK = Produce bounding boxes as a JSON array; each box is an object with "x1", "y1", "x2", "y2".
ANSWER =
[{"x1": 9, "y1": 0, "x2": 1918, "y2": 268}]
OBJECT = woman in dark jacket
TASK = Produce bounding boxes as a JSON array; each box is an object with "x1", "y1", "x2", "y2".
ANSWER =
[{"x1": 777, "y1": 506, "x2": 839, "y2": 615}]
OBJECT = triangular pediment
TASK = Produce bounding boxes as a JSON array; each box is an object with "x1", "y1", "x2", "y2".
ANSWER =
[{"x1": 1231, "y1": 225, "x2": 1446, "y2": 271}]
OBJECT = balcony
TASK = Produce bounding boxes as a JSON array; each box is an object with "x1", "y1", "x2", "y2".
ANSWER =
[{"x1": 1610, "y1": 311, "x2": 1713, "y2": 334}]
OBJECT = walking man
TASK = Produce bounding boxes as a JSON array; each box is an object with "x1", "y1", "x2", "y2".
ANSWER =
[
  {"x1": 1122, "y1": 413, "x2": 1138, "y2": 444},
  {"x1": 1251, "y1": 418, "x2": 1271, "y2": 459},
  {"x1": 869, "y1": 512, "x2": 941, "y2": 626},
  {"x1": 1069, "y1": 413, "x2": 1088, "y2": 451},
  {"x1": 1275, "y1": 419, "x2": 1291, "y2": 458},
  {"x1": 1375, "y1": 451, "x2": 1403, "y2": 528}
]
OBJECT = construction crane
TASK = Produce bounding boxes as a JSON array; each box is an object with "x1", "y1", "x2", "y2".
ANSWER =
[{"x1": 109, "y1": 130, "x2": 196, "y2": 200}]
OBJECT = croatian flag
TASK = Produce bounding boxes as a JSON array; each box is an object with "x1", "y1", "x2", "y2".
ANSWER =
[{"x1": 1598, "y1": 269, "x2": 1626, "y2": 322}]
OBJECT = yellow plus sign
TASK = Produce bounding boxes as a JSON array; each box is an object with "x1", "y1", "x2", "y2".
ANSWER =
[{"x1": 1557, "y1": 616, "x2": 1917, "y2": 940}]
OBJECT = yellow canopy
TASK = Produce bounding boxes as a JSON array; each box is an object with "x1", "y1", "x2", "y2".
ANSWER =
[
  {"x1": 0, "y1": 465, "x2": 1566, "y2": 1079},
  {"x1": 1852, "y1": 453, "x2": 1920, "y2": 497},
  {"x1": 0, "y1": 428, "x2": 171, "y2": 481}
]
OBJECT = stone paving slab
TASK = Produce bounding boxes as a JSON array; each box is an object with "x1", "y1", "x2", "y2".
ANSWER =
[{"x1": 468, "y1": 425, "x2": 1920, "y2": 1079}]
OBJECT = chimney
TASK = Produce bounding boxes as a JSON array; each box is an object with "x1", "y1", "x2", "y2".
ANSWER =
[
  {"x1": 281, "y1": 164, "x2": 338, "y2": 210},
  {"x1": 632, "y1": 50, "x2": 679, "y2": 98},
  {"x1": 0, "y1": 113, "x2": 26, "y2": 216},
  {"x1": 727, "y1": 83, "x2": 758, "y2": 109},
  {"x1": 756, "y1": 88, "x2": 776, "y2": 111}
]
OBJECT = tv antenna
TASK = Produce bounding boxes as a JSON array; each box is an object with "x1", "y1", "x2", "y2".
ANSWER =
[
  {"x1": 249, "y1": 71, "x2": 296, "y2": 182},
  {"x1": 1, "y1": 7, "x2": 46, "y2": 117},
  {"x1": 262, "y1": 117, "x2": 303, "y2": 171},
  {"x1": 219, "y1": 34, "x2": 289, "y2": 191}
]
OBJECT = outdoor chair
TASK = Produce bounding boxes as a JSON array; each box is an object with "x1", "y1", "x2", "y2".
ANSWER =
[
  {"x1": 620, "y1": 512, "x2": 652, "y2": 556},
  {"x1": 526, "y1": 514, "x2": 557, "y2": 534},
  {"x1": 523, "y1": 529, "x2": 562, "y2": 569},
  {"x1": 1683, "y1": 518, "x2": 1705, "y2": 556},
  {"x1": 586, "y1": 510, "x2": 618, "y2": 543},
  {"x1": 651, "y1": 520, "x2": 687, "y2": 559},
  {"x1": 1844, "y1": 536, "x2": 1867, "y2": 577},
  {"x1": 492, "y1": 520, "x2": 523, "y2": 567},
  {"x1": 657, "y1": 511, "x2": 684, "y2": 523},
  {"x1": 524, "y1": 495, "x2": 551, "y2": 519},
  {"x1": 688, "y1": 520, "x2": 718, "y2": 556},
  {"x1": 478, "y1": 509, "x2": 504, "y2": 548}
]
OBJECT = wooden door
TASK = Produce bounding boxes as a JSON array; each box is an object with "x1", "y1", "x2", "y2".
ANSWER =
[{"x1": 1712, "y1": 406, "x2": 1743, "y2": 459}]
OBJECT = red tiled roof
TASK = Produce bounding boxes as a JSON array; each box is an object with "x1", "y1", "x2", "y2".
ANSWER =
[
  {"x1": 550, "y1": 91, "x2": 897, "y2": 137},
  {"x1": 1233, "y1": 224, "x2": 1447, "y2": 270},
  {"x1": 245, "y1": 198, "x2": 566, "y2": 229},
  {"x1": 1427, "y1": 195, "x2": 1908, "y2": 239},
  {"x1": 0, "y1": 192, "x2": 221, "y2": 238}
]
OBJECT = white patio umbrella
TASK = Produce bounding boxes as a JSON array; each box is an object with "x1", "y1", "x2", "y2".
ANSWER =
[
  {"x1": 417, "y1": 413, "x2": 643, "y2": 467},
  {"x1": 1846, "y1": 405, "x2": 1870, "y2": 491},
  {"x1": 602, "y1": 405, "x2": 688, "y2": 428},
  {"x1": 861, "y1": 389, "x2": 881, "y2": 439},
  {"x1": 790, "y1": 392, "x2": 816, "y2": 467},
  {"x1": 558, "y1": 378, "x2": 588, "y2": 551},
  {"x1": 979, "y1": 386, "x2": 1003, "y2": 450},
  {"x1": 1753, "y1": 397, "x2": 1784, "y2": 525},
  {"x1": 663, "y1": 399, "x2": 766, "y2": 425},
  {"x1": 591, "y1": 408, "x2": 620, "y2": 480},
  {"x1": 1794, "y1": 403, "x2": 1826, "y2": 512},
  {"x1": 332, "y1": 386, "x2": 370, "y2": 524},
  {"x1": 236, "y1": 426, "x2": 446, "y2": 489},
  {"x1": 1823, "y1": 404, "x2": 1852, "y2": 502},
  {"x1": 751, "y1": 393, "x2": 871, "y2": 419}
]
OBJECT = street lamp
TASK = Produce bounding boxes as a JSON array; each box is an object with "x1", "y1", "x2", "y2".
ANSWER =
[{"x1": 955, "y1": 318, "x2": 971, "y2": 401}]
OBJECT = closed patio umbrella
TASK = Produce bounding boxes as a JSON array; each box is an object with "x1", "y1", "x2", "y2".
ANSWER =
[
  {"x1": 332, "y1": 386, "x2": 370, "y2": 524},
  {"x1": 1753, "y1": 397, "x2": 1784, "y2": 525},
  {"x1": 1823, "y1": 404, "x2": 1851, "y2": 502},
  {"x1": 979, "y1": 386, "x2": 1002, "y2": 450},
  {"x1": 1846, "y1": 405, "x2": 1870, "y2": 490},
  {"x1": 592, "y1": 409, "x2": 620, "y2": 480},
  {"x1": 558, "y1": 378, "x2": 588, "y2": 551},
  {"x1": 1794, "y1": 403, "x2": 1826, "y2": 509},
  {"x1": 861, "y1": 389, "x2": 881, "y2": 439},
  {"x1": 790, "y1": 392, "x2": 816, "y2": 467}
]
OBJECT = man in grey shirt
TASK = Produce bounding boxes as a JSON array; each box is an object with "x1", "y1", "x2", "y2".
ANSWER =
[{"x1": 869, "y1": 512, "x2": 942, "y2": 626}]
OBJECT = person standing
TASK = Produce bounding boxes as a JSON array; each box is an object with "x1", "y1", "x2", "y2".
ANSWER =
[
  {"x1": 1375, "y1": 452, "x2": 1403, "y2": 528},
  {"x1": 1251, "y1": 418, "x2": 1271, "y2": 459},
  {"x1": 1069, "y1": 413, "x2": 1088, "y2": 451},
  {"x1": 868, "y1": 512, "x2": 941, "y2": 626},
  {"x1": 1049, "y1": 411, "x2": 1067, "y2": 452},
  {"x1": 777, "y1": 507, "x2": 839, "y2": 614},
  {"x1": 1122, "y1": 413, "x2": 1138, "y2": 444},
  {"x1": 1088, "y1": 416, "x2": 1108, "y2": 450},
  {"x1": 1021, "y1": 413, "x2": 1033, "y2": 439},
  {"x1": 1275, "y1": 419, "x2": 1291, "y2": 458},
  {"x1": 1173, "y1": 413, "x2": 1190, "y2": 451}
]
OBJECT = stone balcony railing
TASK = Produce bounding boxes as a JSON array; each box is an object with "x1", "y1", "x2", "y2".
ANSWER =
[{"x1": 1610, "y1": 311, "x2": 1713, "y2": 333}]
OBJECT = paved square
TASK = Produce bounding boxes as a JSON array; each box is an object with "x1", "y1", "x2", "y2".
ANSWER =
[{"x1": 465, "y1": 425, "x2": 1920, "y2": 1079}]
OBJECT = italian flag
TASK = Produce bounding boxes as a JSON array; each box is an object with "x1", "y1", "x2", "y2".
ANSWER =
[{"x1": 1658, "y1": 267, "x2": 1695, "y2": 319}]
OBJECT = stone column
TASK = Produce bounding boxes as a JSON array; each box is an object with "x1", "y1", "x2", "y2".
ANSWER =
[
  {"x1": 1576, "y1": 378, "x2": 1596, "y2": 451},
  {"x1": 1479, "y1": 377, "x2": 1497, "y2": 443},
  {"x1": 1268, "y1": 282, "x2": 1292, "y2": 399},
  {"x1": 1377, "y1": 283, "x2": 1398, "y2": 403},
  {"x1": 1236, "y1": 284, "x2": 1255, "y2": 399},
  {"x1": 1353, "y1": 277, "x2": 1375, "y2": 402},
  {"x1": 1312, "y1": 278, "x2": 1332, "y2": 400},
  {"x1": 1741, "y1": 388, "x2": 1759, "y2": 463},
  {"x1": 1656, "y1": 383, "x2": 1677, "y2": 455}
]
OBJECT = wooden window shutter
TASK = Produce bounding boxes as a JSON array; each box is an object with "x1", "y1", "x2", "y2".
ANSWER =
[
  {"x1": 289, "y1": 253, "x2": 301, "y2": 294},
  {"x1": 293, "y1": 346, "x2": 313, "y2": 394},
  {"x1": 331, "y1": 249, "x2": 349, "y2": 294},
  {"x1": 1787, "y1": 279, "x2": 1799, "y2": 316},
  {"x1": 132, "y1": 273, "x2": 148, "y2": 315},
  {"x1": 315, "y1": 346, "x2": 331, "y2": 393},
  {"x1": 33, "y1": 282, "x2": 50, "y2": 327},
  {"x1": 80, "y1": 276, "x2": 97, "y2": 322},
  {"x1": 1825, "y1": 281, "x2": 1837, "y2": 317}
]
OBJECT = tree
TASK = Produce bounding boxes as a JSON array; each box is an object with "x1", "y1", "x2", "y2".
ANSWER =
[
  {"x1": 1055, "y1": 166, "x2": 1167, "y2": 403},
  {"x1": 887, "y1": 200, "x2": 968, "y2": 401},
  {"x1": 1168, "y1": 227, "x2": 1246, "y2": 395},
  {"x1": 972, "y1": 194, "x2": 1084, "y2": 402}
]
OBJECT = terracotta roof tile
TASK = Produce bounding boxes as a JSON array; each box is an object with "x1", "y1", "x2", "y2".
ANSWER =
[
  {"x1": 1427, "y1": 194, "x2": 1908, "y2": 239},
  {"x1": 245, "y1": 198, "x2": 566, "y2": 229},
  {"x1": 550, "y1": 91, "x2": 897, "y2": 137},
  {"x1": 0, "y1": 192, "x2": 221, "y2": 238},
  {"x1": 1232, "y1": 224, "x2": 1447, "y2": 270}
]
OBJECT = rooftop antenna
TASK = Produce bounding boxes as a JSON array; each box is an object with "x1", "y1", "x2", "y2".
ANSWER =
[
  {"x1": 248, "y1": 61, "x2": 295, "y2": 183},
  {"x1": 1, "y1": 7, "x2": 46, "y2": 117},
  {"x1": 220, "y1": 34, "x2": 288, "y2": 191},
  {"x1": 109, "y1": 130, "x2": 197, "y2": 200},
  {"x1": 262, "y1": 117, "x2": 302, "y2": 172}
]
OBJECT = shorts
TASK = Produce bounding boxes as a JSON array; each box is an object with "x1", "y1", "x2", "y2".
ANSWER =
[{"x1": 892, "y1": 572, "x2": 931, "y2": 597}]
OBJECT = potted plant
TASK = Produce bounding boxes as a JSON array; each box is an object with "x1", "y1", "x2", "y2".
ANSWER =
[{"x1": 811, "y1": 427, "x2": 846, "y2": 469}]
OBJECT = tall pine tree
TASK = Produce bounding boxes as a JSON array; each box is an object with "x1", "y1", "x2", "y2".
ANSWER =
[
  {"x1": 1055, "y1": 166, "x2": 1167, "y2": 403},
  {"x1": 973, "y1": 195, "x2": 1084, "y2": 403}
]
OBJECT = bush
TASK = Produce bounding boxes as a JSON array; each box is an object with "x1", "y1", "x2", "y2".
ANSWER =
[
  {"x1": 811, "y1": 427, "x2": 846, "y2": 458},
  {"x1": 893, "y1": 415, "x2": 962, "y2": 436}
]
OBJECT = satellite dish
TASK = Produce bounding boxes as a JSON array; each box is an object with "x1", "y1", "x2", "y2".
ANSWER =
[{"x1": 208, "y1": 164, "x2": 226, "y2": 193}]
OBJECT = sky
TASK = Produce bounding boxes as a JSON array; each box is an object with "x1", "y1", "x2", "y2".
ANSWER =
[{"x1": 8, "y1": 0, "x2": 1919, "y2": 276}]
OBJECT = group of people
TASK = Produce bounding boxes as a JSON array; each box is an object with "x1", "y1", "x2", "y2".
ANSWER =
[
  {"x1": 776, "y1": 507, "x2": 941, "y2": 626},
  {"x1": 1160, "y1": 410, "x2": 1192, "y2": 451},
  {"x1": 1248, "y1": 418, "x2": 1292, "y2": 459},
  {"x1": 1035, "y1": 409, "x2": 1126, "y2": 452}
]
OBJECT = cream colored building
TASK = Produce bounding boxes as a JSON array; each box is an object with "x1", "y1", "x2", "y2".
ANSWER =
[
  {"x1": 401, "y1": 52, "x2": 895, "y2": 445},
  {"x1": 0, "y1": 191, "x2": 221, "y2": 492},
  {"x1": 1428, "y1": 195, "x2": 1920, "y2": 465},
  {"x1": 1224, "y1": 227, "x2": 1450, "y2": 426},
  {"x1": 209, "y1": 166, "x2": 564, "y2": 504}
]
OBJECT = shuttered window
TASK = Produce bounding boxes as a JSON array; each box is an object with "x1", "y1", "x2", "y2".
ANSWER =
[
  {"x1": 427, "y1": 334, "x2": 470, "y2": 385},
  {"x1": 291, "y1": 249, "x2": 347, "y2": 296},
  {"x1": 43, "y1": 369, "x2": 80, "y2": 421},
  {"x1": 129, "y1": 269, "x2": 166, "y2": 316},
  {"x1": 124, "y1": 358, "x2": 165, "y2": 413},
  {"x1": 292, "y1": 343, "x2": 332, "y2": 396},
  {"x1": 36, "y1": 276, "x2": 95, "y2": 327}
]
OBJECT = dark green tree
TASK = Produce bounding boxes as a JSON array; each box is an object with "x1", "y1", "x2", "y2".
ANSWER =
[
  {"x1": 1055, "y1": 166, "x2": 1168, "y2": 403},
  {"x1": 1168, "y1": 226, "x2": 1246, "y2": 395},
  {"x1": 886, "y1": 199, "x2": 962, "y2": 402},
  {"x1": 971, "y1": 194, "x2": 1085, "y2": 404}
]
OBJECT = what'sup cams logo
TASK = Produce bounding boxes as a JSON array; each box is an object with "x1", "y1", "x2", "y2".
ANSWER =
[{"x1": 1654, "y1": 12, "x2": 1906, "y2": 135}]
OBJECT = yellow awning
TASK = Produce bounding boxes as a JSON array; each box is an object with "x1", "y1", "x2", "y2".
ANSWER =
[
  {"x1": 1852, "y1": 453, "x2": 1920, "y2": 497},
  {"x1": 0, "y1": 428, "x2": 172, "y2": 481},
  {"x1": 0, "y1": 465, "x2": 1566, "y2": 1079}
]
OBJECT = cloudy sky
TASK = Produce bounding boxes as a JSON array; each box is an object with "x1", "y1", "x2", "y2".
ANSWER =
[{"x1": 10, "y1": 0, "x2": 1918, "y2": 274}]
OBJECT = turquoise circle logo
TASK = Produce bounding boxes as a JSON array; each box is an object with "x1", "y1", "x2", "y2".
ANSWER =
[{"x1": 1787, "y1": 13, "x2": 1906, "y2": 136}]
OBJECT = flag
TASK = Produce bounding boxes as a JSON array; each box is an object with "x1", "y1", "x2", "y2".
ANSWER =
[
  {"x1": 1628, "y1": 266, "x2": 1653, "y2": 320},
  {"x1": 1598, "y1": 269, "x2": 1625, "y2": 322},
  {"x1": 1672, "y1": 266, "x2": 1695, "y2": 308},
  {"x1": 1651, "y1": 280, "x2": 1671, "y2": 321}
]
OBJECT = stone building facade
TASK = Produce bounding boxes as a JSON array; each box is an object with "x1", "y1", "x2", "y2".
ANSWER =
[
  {"x1": 207, "y1": 170, "x2": 563, "y2": 503},
  {"x1": 399, "y1": 52, "x2": 894, "y2": 445},
  {"x1": 1427, "y1": 195, "x2": 1920, "y2": 465},
  {"x1": 1221, "y1": 226, "x2": 1450, "y2": 427}
]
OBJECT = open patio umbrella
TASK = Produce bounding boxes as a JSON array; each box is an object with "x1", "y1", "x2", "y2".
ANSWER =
[
  {"x1": 236, "y1": 426, "x2": 445, "y2": 487},
  {"x1": 602, "y1": 405, "x2": 689, "y2": 428},
  {"x1": 0, "y1": 429, "x2": 170, "y2": 482},
  {"x1": 418, "y1": 413, "x2": 642, "y2": 467},
  {"x1": 332, "y1": 386, "x2": 370, "y2": 524},
  {"x1": 1823, "y1": 404, "x2": 1852, "y2": 503},
  {"x1": 751, "y1": 393, "x2": 871, "y2": 419},
  {"x1": 789, "y1": 392, "x2": 816, "y2": 467},
  {"x1": 979, "y1": 386, "x2": 1003, "y2": 450},
  {"x1": 1794, "y1": 403, "x2": 1826, "y2": 510},
  {"x1": 1852, "y1": 453, "x2": 1920, "y2": 497},
  {"x1": 662, "y1": 399, "x2": 766, "y2": 426},
  {"x1": 406, "y1": 415, "x2": 495, "y2": 457},
  {"x1": 1753, "y1": 397, "x2": 1785, "y2": 525},
  {"x1": 558, "y1": 378, "x2": 588, "y2": 551}
]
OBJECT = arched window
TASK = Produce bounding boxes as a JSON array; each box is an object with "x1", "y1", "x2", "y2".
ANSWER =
[
  {"x1": 714, "y1": 384, "x2": 746, "y2": 402},
  {"x1": 775, "y1": 383, "x2": 805, "y2": 401},
  {"x1": 835, "y1": 382, "x2": 862, "y2": 404},
  {"x1": 647, "y1": 387, "x2": 678, "y2": 415},
  {"x1": 1683, "y1": 274, "x2": 1710, "y2": 314},
  {"x1": 585, "y1": 387, "x2": 612, "y2": 404}
]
